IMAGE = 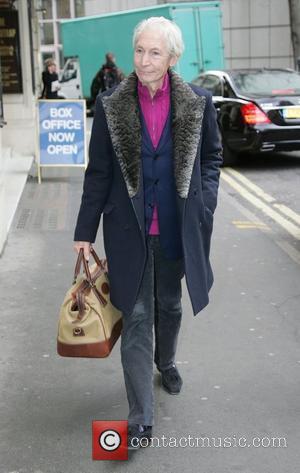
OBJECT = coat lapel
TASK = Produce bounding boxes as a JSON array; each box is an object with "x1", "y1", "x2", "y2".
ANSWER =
[
  {"x1": 169, "y1": 70, "x2": 206, "y2": 198},
  {"x1": 101, "y1": 69, "x2": 206, "y2": 200},
  {"x1": 101, "y1": 73, "x2": 141, "y2": 199}
]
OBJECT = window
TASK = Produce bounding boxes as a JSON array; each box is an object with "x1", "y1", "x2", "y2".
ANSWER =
[
  {"x1": 202, "y1": 75, "x2": 223, "y2": 96},
  {"x1": 42, "y1": 51, "x2": 54, "y2": 64},
  {"x1": 39, "y1": 1, "x2": 81, "y2": 71},
  {"x1": 39, "y1": 0, "x2": 53, "y2": 20},
  {"x1": 231, "y1": 70, "x2": 300, "y2": 97},
  {"x1": 40, "y1": 22, "x2": 54, "y2": 45},
  {"x1": 193, "y1": 75, "x2": 205, "y2": 87},
  {"x1": 223, "y1": 80, "x2": 235, "y2": 98},
  {"x1": 56, "y1": 21, "x2": 61, "y2": 43},
  {"x1": 58, "y1": 48, "x2": 64, "y2": 68},
  {"x1": 75, "y1": 0, "x2": 84, "y2": 17},
  {"x1": 57, "y1": 1, "x2": 71, "y2": 18}
]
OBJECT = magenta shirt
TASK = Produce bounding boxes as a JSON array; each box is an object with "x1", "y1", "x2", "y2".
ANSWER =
[{"x1": 137, "y1": 73, "x2": 170, "y2": 235}]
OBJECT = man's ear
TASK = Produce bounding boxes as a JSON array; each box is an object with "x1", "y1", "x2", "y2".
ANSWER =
[{"x1": 169, "y1": 55, "x2": 178, "y2": 67}]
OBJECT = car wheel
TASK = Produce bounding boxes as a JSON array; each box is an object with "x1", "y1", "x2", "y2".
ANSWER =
[{"x1": 222, "y1": 141, "x2": 238, "y2": 167}]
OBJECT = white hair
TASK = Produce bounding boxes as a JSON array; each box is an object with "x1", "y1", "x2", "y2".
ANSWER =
[{"x1": 132, "y1": 16, "x2": 184, "y2": 59}]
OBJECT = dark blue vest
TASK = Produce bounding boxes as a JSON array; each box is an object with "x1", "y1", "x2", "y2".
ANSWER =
[{"x1": 140, "y1": 108, "x2": 183, "y2": 260}]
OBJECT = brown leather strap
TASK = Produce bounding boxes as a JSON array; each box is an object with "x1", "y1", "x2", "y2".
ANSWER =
[
  {"x1": 90, "y1": 247, "x2": 106, "y2": 270},
  {"x1": 73, "y1": 248, "x2": 84, "y2": 283},
  {"x1": 82, "y1": 258, "x2": 107, "y2": 307},
  {"x1": 76, "y1": 291, "x2": 86, "y2": 320},
  {"x1": 72, "y1": 248, "x2": 108, "y2": 310},
  {"x1": 70, "y1": 290, "x2": 86, "y2": 319},
  {"x1": 73, "y1": 247, "x2": 105, "y2": 284},
  {"x1": 91, "y1": 285, "x2": 108, "y2": 307},
  {"x1": 82, "y1": 256, "x2": 92, "y2": 281}
]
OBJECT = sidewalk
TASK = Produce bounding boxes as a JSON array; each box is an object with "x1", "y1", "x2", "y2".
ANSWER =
[
  {"x1": 0, "y1": 147, "x2": 33, "y2": 255},
  {"x1": 1, "y1": 166, "x2": 300, "y2": 472},
  {"x1": 0, "y1": 122, "x2": 91, "y2": 257}
]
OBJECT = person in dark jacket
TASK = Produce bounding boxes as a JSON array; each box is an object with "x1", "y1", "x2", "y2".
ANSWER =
[
  {"x1": 90, "y1": 52, "x2": 124, "y2": 100},
  {"x1": 74, "y1": 17, "x2": 222, "y2": 450},
  {"x1": 40, "y1": 59, "x2": 61, "y2": 99}
]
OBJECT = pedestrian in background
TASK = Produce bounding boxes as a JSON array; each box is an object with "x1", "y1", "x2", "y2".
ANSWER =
[
  {"x1": 74, "y1": 16, "x2": 222, "y2": 450},
  {"x1": 40, "y1": 58, "x2": 61, "y2": 99},
  {"x1": 90, "y1": 52, "x2": 124, "y2": 116},
  {"x1": 90, "y1": 52, "x2": 124, "y2": 100}
]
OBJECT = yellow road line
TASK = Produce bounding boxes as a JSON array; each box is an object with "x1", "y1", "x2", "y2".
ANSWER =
[
  {"x1": 232, "y1": 220, "x2": 270, "y2": 229},
  {"x1": 234, "y1": 225, "x2": 269, "y2": 229},
  {"x1": 275, "y1": 239, "x2": 300, "y2": 266},
  {"x1": 226, "y1": 167, "x2": 300, "y2": 226},
  {"x1": 226, "y1": 167, "x2": 276, "y2": 203},
  {"x1": 273, "y1": 203, "x2": 300, "y2": 226},
  {"x1": 232, "y1": 220, "x2": 269, "y2": 226},
  {"x1": 220, "y1": 187, "x2": 300, "y2": 266},
  {"x1": 221, "y1": 171, "x2": 300, "y2": 240}
]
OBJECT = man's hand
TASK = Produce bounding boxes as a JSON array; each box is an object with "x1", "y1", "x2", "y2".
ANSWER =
[{"x1": 73, "y1": 241, "x2": 92, "y2": 261}]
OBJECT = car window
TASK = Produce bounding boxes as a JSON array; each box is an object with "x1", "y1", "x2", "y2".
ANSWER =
[
  {"x1": 223, "y1": 80, "x2": 235, "y2": 98},
  {"x1": 192, "y1": 75, "x2": 205, "y2": 87},
  {"x1": 231, "y1": 70, "x2": 300, "y2": 96},
  {"x1": 202, "y1": 75, "x2": 222, "y2": 96}
]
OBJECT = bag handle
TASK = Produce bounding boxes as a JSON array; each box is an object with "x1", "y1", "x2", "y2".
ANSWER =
[
  {"x1": 72, "y1": 248, "x2": 108, "y2": 318},
  {"x1": 73, "y1": 247, "x2": 106, "y2": 284},
  {"x1": 82, "y1": 257, "x2": 107, "y2": 307}
]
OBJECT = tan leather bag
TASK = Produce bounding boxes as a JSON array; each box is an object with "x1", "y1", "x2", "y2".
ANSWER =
[{"x1": 57, "y1": 248, "x2": 122, "y2": 358}]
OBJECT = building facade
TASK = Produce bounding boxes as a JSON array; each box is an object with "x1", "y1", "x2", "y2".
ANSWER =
[
  {"x1": 222, "y1": 0, "x2": 293, "y2": 69},
  {"x1": 35, "y1": 0, "x2": 295, "y2": 85},
  {"x1": 0, "y1": 0, "x2": 38, "y2": 155},
  {"x1": 38, "y1": 0, "x2": 84, "y2": 70},
  {"x1": 84, "y1": 0, "x2": 294, "y2": 69}
]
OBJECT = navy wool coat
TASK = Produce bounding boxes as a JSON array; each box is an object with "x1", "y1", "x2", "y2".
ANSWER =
[{"x1": 74, "y1": 70, "x2": 223, "y2": 316}]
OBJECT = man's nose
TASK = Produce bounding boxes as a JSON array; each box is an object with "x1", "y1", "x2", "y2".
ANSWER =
[{"x1": 141, "y1": 52, "x2": 151, "y2": 66}]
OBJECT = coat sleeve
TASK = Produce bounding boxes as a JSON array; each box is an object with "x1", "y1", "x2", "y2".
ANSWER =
[
  {"x1": 74, "y1": 95, "x2": 113, "y2": 242},
  {"x1": 201, "y1": 93, "x2": 223, "y2": 214}
]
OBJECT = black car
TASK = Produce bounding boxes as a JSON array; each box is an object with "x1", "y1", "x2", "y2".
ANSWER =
[{"x1": 192, "y1": 68, "x2": 300, "y2": 165}]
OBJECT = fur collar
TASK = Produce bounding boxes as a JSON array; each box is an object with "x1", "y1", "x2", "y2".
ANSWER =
[{"x1": 101, "y1": 69, "x2": 206, "y2": 198}]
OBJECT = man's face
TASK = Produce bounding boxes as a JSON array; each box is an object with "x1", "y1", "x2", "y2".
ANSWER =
[{"x1": 134, "y1": 29, "x2": 177, "y2": 87}]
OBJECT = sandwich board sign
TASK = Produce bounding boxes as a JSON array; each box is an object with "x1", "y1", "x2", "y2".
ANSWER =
[{"x1": 37, "y1": 99, "x2": 87, "y2": 183}]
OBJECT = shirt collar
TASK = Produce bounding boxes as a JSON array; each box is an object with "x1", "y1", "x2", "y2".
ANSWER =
[{"x1": 137, "y1": 72, "x2": 170, "y2": 100}]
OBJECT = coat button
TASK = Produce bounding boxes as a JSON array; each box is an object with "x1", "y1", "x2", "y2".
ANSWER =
[
  {"x1": 154, "y1": 154, "x2": 158, "y2": 160},
  {"x1": 154, "y1": 179, "x2": 159, "y2": 185}
]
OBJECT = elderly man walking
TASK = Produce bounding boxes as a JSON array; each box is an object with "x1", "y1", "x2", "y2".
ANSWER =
[{"x1": 74, "y1": 17, "x2": 222, "y2": 450}]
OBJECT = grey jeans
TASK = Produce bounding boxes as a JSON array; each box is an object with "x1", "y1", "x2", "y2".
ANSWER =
[{"x1": 120, "y1": 235, "x2": 184, "y2": 426}]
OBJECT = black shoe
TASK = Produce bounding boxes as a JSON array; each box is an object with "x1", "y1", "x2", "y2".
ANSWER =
[
  {"x1": 127, "y1": 424, "x2": 152, "y2": 450},
  {"x1": 160, "y1": 365, "x2": 183, "y2": 395}
]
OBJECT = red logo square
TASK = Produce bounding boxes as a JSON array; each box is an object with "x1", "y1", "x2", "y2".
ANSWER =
[{"x1": 92, "y1": 420, "x2": 128, "y2": 460}]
